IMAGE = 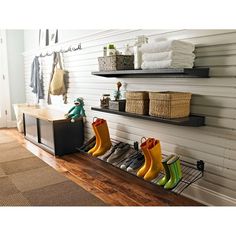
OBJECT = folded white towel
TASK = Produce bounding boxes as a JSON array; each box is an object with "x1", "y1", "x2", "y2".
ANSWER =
[
  {"x1": 140, "y1": 40, "x2": 195, "y2": 54},
  {"x1": 142, "y1": 51, "x2": 195, "y2": 62},
  {"x1": 141, "y1": 60, "x2": 194, "y2": 69}
]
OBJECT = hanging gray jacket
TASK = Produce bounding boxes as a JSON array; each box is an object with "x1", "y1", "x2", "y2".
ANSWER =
[{"x1": 30, "y1": 56, "x2": 44, "y2": 102}]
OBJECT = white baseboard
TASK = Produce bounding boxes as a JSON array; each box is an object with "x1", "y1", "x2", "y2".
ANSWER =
[
  {"x1": 182, "y1": 183, "x2": 236, "y2": 206},
  {"x1": 7, "y1": 120, "x2": 16, "y2": 128}
]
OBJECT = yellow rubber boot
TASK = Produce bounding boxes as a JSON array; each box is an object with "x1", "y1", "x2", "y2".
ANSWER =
[
  {"x1": 88, "y1": 119, "x2": 102, "y2": 155},
  {"x1": 92, "y1": 120, "x2": 112, "y2": 157},
  {"x1": 137, "y1": 138, "x2": 154, "y2": 177},
  {"x1": 144, "y1": 139, "x2": 163, "y2": 181}
]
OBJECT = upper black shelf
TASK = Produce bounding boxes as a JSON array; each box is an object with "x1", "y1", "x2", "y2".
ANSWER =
[
  {"x1": 92, "y1": 68, "x2": 209, "y2": 78},
  {"x1": 91, "y1": 107, "x2": 205, "y2": 127}
]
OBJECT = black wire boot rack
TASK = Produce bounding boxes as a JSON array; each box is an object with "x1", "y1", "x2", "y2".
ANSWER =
[{"x1": 77, "y1": 139, "x2": 204, "y2": 195}]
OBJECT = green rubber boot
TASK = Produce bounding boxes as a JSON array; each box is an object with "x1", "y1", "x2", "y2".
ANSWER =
[
  {"x1": 164, "y1": 156, "x2": 182, "y2": 190},
  {"x1": 156, "y1": 155, "x2": 174, "y2": 186},
  {"x1": 176, "y1": 157, "x2": 182, "y2": 181}
]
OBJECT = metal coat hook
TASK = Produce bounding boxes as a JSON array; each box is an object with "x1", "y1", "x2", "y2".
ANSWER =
[{"x1": 37, "y1": 43, "x2": 81, "y2": 58}]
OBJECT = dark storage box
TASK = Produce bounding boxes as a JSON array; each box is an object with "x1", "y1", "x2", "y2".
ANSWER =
[
  {"x1": 98, "y1": 55, "x2": 134, "y2": 71},
  {"x1": 109, "y1": 100, "x2": 126, "y2": 111}
]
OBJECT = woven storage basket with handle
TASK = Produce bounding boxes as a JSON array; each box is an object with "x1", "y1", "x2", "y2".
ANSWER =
[
  {"x1": 149, "y1": 91, "x2": 192, "y2": 118},
  {"x1": 125, "y1": 91, "x2": 149, "y2": 115}
]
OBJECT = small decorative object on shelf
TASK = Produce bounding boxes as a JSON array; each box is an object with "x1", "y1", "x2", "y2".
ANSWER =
[
  {"x1": 65, "y1": 97, "x2": 86, "y2": 122},
  {"x1": 124, "y1": 44, "x2": 133, "y2": 55},
  {"x1": 114, "y1": 81, "x2": 122, "y2": 101},
  {"x1": 133, "y1": 35, "x2": 148, "y2": 69},
  {"x1": 109, "y1": 100, "x2": 126, "y2": 111},
  {"x1": 100, "y1": 94, "x2": 111, "y2": 108},
  {"x1": 106, "y1": 44, "x2": 117, "y2": 56},
  {"x1": 103, "y1": 46, "x2": 107, "y2": 57},
  {"x1": 109, "y1": 81, "x2": 126, "y2": 111}
]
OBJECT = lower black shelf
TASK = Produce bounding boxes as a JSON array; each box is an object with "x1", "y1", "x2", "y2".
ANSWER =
[{"x1": 91, "y1": 107, "x2": 205, "y2": 127}]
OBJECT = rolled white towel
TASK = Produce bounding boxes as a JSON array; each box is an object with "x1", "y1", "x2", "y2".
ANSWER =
[
  {"x1": 140, "y1": 40, "x2": 195, "y2": 54},
  {"x1": 143, "y1": 51, "x2": 195, "y2": 62},
  {"x1": 141, "y1": 60, "x2": 194, "y2": 69}
]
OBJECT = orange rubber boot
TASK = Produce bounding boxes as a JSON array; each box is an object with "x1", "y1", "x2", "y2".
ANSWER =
[
  {"x1": 144, "y1": 139, "x2": 163, "y2": 181},
  {"x1": 92, "y1": 120, "x2": 112, "y2": 157},
  {"x1": 137, "y1": 138, "x2": 155, "y2": 177},
  {"x1": 88, "y1": 119, "x2": 102, "y2": 155}
]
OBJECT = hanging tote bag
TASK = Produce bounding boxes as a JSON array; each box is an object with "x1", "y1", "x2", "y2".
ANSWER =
[{"x1": 50, "y1": 52, "x2": 66, "y2": 95}]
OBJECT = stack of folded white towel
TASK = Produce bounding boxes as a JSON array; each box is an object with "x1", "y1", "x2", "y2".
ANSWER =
[{"x1": 140, "y1": 39, "x2": 195, "y2": 69}]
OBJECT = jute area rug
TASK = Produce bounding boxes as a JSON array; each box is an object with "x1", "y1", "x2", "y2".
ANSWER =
[{"x1": 0, "y1": 131, "x2": 106, "y2": 206}]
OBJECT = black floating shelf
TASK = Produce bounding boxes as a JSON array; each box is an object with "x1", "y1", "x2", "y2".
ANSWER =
[
  {"x1": 92, "y1": 68, "x2": 209, "y2": 78},
  {"x1": 91, "y1": 107, "x2": 205, "y2": 127}
]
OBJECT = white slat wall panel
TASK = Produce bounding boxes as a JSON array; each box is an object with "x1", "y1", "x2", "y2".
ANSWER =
[{"x1": 23, "y1": 30, "x2": 236, "y2": 205}]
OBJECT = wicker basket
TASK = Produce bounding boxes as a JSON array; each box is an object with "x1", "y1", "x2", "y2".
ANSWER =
[
  {"x1": 98, "y1": 55, "x2": 134, "y2": 71},
  {"x1": 149, "y1": 91, "x2": 192, "y2": 118},
  {"x1": 125, "y1": 91, "x2": 149, "y2": 115}
]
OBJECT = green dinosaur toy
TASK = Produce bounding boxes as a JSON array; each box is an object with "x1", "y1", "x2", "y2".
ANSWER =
[{"x1": 65, "y1": 98, "x2": 86, "y2": 122}]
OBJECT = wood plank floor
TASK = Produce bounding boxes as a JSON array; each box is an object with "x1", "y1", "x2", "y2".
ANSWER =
[{"x1": 0, "y1": 128, "x2": 202, "y2": 206}]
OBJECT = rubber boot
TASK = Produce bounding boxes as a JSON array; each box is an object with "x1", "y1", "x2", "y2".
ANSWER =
[
  {"x1": 137, "y1": 138, "x2": 154, "y2": 178},
  {"x1": 88, "y1": 119, "x2": 102, "y2": 155},
  {"x1": 164, "y1": 155, "x2": 182, "y2": 190},
  {"x1": 156, "y1": 155, "x2": 174, "y2": 186},
  {"x1": 144, "y1": 139, "x2": 163, "y2": 181},
  {"x1": 80, "y1": 136, "x2": 96, "y2": 151},
  {"x1": 92, "y1": 120, "x2": 112, "y2": 157},
  {"x1": 176, "y1": 157, "x2": 182, "y2": 184},
  {"x1": 84, "y1": 139, "x2": 96, "y2": 152}
]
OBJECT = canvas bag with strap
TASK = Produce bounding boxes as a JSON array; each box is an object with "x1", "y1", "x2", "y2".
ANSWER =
[{"x1": 50, "y1": 52, "x2": 66, "y2": 95}]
